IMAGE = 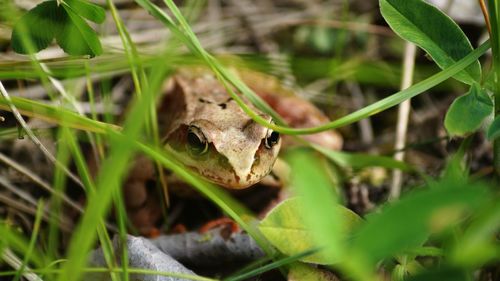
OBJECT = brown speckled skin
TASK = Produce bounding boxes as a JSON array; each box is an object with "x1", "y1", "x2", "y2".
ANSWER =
[{"x1": 238, "y1": 68, "x2": 343, "y2": 151}]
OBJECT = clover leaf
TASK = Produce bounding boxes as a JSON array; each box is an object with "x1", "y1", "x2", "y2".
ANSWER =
[{"x1": 11, "y1": 0, "x2": 105, "y2": 57}]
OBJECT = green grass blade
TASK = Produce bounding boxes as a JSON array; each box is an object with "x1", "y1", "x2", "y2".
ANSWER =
[
  {"x1": 136, "y1": 0, "x2": 491, "y2": 135},
  {"x1": 13, "y1": 200, "x2": 44, "y2": 281},
  {"x1": 0, "y1": 95, "x2": 119, "y2": 133},
  {"x1": 380, "y1": 0, "x2": 481, "y2": 84},
  {"x1": 313, "y1": 144, "x2": 414, "y2": 171},
  {"x1": 224, "y1": 250, "x2": 318, "y2": 281},
  {"x1": 0, "y1": 223, "x2": 45, "y2": 269},
  {"x1": 1, "y1": 11, "x2": 490, "y2": 138},
  {"x1": 62, "y1": 127, "x2": 121, "y2": 281}
]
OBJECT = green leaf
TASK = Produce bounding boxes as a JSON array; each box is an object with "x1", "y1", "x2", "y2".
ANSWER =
[
  {"x1": 11, "y1": 0, "x2": 103, "y2": 57},
  {"x1": 313, "y1": 144, "x2": 413, "y2": 171},
  {"x1": 11, "y1": 1, "x2": 66, "y2": 54},
  {"x1": 259, "y1": 197, "x2": 362, "y2": 264},
  {"x1": 58, "y1": 5, "x2": 102, "y2": 57},
  {"x1": 63, "y1": 0, "x2": 106, "y2": 23},
  {"x1": 487, "y1": 115, "x2": 500, "y2": 140},
  {"x1": 349, "y1": 179, "x2": 491, "y2": 266},
  {"x1": 380, "y1": 0, "x2": 481, "y2": 84},
  {"x1": 444, "y1": 84, "x2": 493, "y2": 136}
]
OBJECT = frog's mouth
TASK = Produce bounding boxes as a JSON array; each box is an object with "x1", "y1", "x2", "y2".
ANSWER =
[
  {"x1": 198, "y1": 172, "x2": 257, "y2": 189},
  {"x1": 186, "y1": 154, "x2": 273, "y2": 189}
]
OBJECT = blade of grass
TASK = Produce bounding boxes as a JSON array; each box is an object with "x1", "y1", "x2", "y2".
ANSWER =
[
  {"x1": 1, "y1": 267, "x2": 218, "y2": 281},
  {"x1": 13, "y1": 200, "x2": 44, "y2": 281},
  {"x1": 84, "y1": 61, "x2": 105, "y2": 159},
  {"x1": 137, "y1": 0, "x2": 490, "y2": 135},
  {"x1": 224, "y1": 249, "x2": 318, "y2": 281},
  {"x1": 487, "y1": 0, "x2": 500, "y2": 177},
  {"x1": 0, "y1": 40, "x2": 490, "y2": 138},
  {"x1": 0, "y1": 94, "x2": 119, "y2": 133},
  {"x1": 0, "y1": 223, "x2": 45, "y2": 270},
  {"x1": 57, "y1": 45, "x2": 174, "y2": 281},
  {"x1": 47, "y1": 129, "x2": 71, "y2": 266},
  {"x1": 56, "y1": 94, "x2": 145, "y2": 281},
  {"x1": 113, "y1": 188, "x2": 129, "y2": 281},
  {"x1": 61, "y1": 127, "x2": 121, "y2": 281},
  {"x1": 107, "y1": 0, "x2": 175, "y2": 206},
  {"x1": 313, "y1": 144, "x2": 414, "y2": 171}
]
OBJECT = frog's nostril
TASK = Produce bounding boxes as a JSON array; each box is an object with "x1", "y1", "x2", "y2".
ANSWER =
[{"x1": 253, "y1": 155, "x2": 260, "y2": 165}]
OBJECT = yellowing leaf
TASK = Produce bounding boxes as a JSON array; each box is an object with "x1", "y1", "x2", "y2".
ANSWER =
[{"x1": 259, "y1": 197, "x2": 362, "y2": 264}]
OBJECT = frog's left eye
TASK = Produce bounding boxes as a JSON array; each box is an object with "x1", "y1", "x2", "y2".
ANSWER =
[
  {"x1": 264, "y1": 128, "x2": 280, "y2": 149},
  {"x1": 187, "y1": 125, "x2": 208, "y2": 156}
]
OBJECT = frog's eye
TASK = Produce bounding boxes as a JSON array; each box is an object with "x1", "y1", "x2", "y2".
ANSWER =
[
  {"x1": 187, "y1": 125, "x2": 208, "y2": 156},
  {"x1": 264, "y1": 128, "x2": 280, "y2": 149}
]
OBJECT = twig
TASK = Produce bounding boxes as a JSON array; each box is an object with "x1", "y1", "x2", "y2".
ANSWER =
[{"x1": 389, "y1": 42, "x2": 417, "y2": 200}]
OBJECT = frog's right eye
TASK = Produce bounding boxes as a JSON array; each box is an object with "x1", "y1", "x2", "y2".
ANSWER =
[
  {"x1": 186, "y1": 125, "x2": 208, "y2": 156},
  {"x1": 264, "y1": 129, "x2": 280, "y2": 149}
]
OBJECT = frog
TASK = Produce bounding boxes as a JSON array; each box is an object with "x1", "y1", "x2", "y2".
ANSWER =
[{"x1": 123, "y1": 67, "x2": 342, "y2": 234}]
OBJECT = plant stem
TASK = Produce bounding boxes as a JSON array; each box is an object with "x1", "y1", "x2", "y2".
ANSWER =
[
  {"x1": 479, "y1": 0, "x2": 491, "y2": 34},
  {"x1": 495, "y1": 58, "x2": 500, "y2": 176},
  {"x1": 390, "y1": 42, "x2": 417, "y2": 200},
  {"x1": 486, "y1": 0, "x2": 500, "y2": 177}
]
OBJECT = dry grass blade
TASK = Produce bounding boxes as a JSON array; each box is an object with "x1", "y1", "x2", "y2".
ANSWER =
[
  {"x1": 0, "y1": 81, "x2": 85, "y2": 190},
  {"x1": 0, "y1": 192, "x2": 72, "y2": 232},
  {"x1": 0, "y1": 152, "x2": 84, "y2": 214},
  {"x1": 1, "y1": 248, "x2": 43, "y2": 281}
]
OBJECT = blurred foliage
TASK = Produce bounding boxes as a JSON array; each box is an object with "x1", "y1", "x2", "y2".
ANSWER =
[{"x1": 0, "y1": 0, "x2": 498, "y2": 281}]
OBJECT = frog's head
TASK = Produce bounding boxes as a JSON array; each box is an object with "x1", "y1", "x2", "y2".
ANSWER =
[
  {"x1": 166, "y1": 118, "x2": 281, "y2": 189},
  {"x1": 162, "y1": 74, "x2": 281, "y2": 189}
]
